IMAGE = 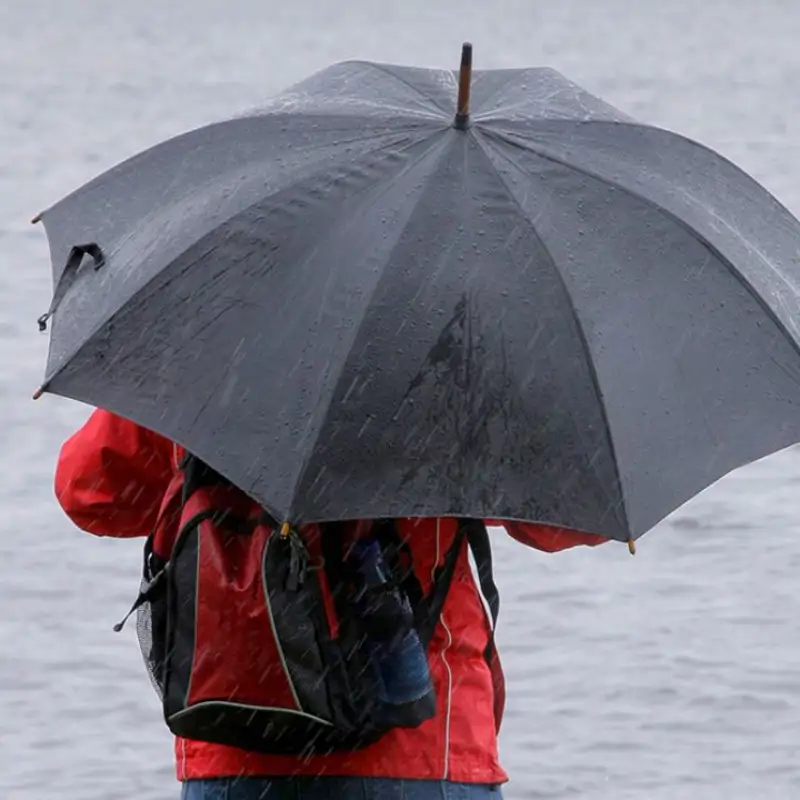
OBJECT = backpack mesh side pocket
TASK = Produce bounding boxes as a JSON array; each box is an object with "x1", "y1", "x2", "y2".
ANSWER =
[
  {"x1": 117, "y1": 534, "x2": 169, "y2": 699},
  {"x1": 136, "y1": 571, "x2": 168, "y2": 698}
]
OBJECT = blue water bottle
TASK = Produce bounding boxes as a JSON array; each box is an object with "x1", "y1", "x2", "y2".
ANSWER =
[{"x1": 352, "y1": 538, "x2": 433, "y2": 711}]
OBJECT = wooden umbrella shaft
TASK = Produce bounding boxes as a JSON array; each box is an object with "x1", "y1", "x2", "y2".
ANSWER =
[{"x1": 454, "y1": 42, "x2": 472, "y2": 130}]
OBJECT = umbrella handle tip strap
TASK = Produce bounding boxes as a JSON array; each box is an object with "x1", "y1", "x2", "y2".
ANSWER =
[{"x1": 454, "y1": 41, "x2": 473, "y2": 131}]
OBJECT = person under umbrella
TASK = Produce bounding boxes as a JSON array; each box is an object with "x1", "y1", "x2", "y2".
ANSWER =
[{"x1": 55, "y1": 407, "x2": 605, "y2": 800}]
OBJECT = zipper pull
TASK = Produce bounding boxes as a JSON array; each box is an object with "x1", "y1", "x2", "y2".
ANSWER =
[
  {"x1": 113, "y1": 603, "x2": 139, "y2": 633},
  {"x1": 286, "y1": 529, "x2": 308, "y2": 591},
  {"x1": 287, "y1": 539, "x2": 300, "y2": 591},
  {"x1": 295, "y1": 537, "x2": 308, "y2": 589},
  {"x1": 113, "y1": 569, "x2": 166, "y2": 632}
]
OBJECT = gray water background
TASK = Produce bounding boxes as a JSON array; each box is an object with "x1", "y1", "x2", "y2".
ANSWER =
[{"x1": 2, "y1": 1, "x2": 800, "y2": 798}]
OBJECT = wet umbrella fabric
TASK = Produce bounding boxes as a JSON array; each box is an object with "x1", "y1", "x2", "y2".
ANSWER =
[{"x1": 35, "y1": 60, "x2": 800, "y2": 542}]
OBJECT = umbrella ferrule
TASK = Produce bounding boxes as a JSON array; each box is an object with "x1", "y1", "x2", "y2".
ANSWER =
[{"x1": 454, "y1": 42, "x2": 473, "y2": 131}]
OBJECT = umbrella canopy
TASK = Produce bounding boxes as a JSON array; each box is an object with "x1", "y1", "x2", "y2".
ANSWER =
[{"x1": 35, "y1": 46, "x2": 800, "y2": 542}]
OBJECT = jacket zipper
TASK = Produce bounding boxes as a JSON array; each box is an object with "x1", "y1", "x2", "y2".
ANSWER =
[{"x1": 434, "y1": 518, "x2": 454, "y2": 780}]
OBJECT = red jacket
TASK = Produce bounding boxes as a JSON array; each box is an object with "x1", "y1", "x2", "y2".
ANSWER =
[{"x1": 55, "y1": 409, "x2": 605, "y2": 784}]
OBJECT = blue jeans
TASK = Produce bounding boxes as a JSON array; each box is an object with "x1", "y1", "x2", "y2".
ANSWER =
[{"x1": 181, "y1": 777, "x2": 503, "y2": 799}]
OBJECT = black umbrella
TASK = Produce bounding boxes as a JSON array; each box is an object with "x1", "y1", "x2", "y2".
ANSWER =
[{"x1": 34, "y1": 44, "x2": 800, "y2": 544}]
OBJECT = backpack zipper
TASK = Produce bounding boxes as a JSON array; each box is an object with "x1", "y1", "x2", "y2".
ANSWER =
[{"x1": 262, "y1": 531, "x2": 303, "y2": 712}]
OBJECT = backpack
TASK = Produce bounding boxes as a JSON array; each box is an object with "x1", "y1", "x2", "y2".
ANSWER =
[{"x1": 116, "y1": 454, "x2": 500, "y2": 754}]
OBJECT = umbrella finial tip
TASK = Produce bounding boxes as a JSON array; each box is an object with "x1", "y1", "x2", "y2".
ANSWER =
[
  {"x1": 280, "y1": 522, "x2": 291, "y2": 538},
  {"x1": 454, "y1": 42, "x2": 474, "y2": 130},
  {"x1": 627, "y1": 538, "x2": 637, "y2": 556}
]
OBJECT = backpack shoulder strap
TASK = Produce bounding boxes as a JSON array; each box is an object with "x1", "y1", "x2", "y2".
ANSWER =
[
  {"x1": 180, "y1": 452, "x2": 225, "y2": 503},
  {"x1": 416, "y1": 523, "x2": 466, "y2": 645},
  {"x1": 178, "y1": 453, "x2": 277, "y2": 534},
  {"x1": 417, "y1": 518, "x2": 499, "y2": 647},
  {"x1": 461, "y1": 518, "x2": 499, "y2": 636},
  {"x1": 460, "y1": 518, "x2": 504, "y2": 730},
  {"x1": 318, "y1": 518, "x2": 500, "y2": 651}
]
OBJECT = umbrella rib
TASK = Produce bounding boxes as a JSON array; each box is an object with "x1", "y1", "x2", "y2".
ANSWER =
[
  {"x1": 472, "y1": 130, "x2": 632, "y2": 538},
  {"x1": 483, "y1": 124, "x2": 800, "y2": 368}
]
